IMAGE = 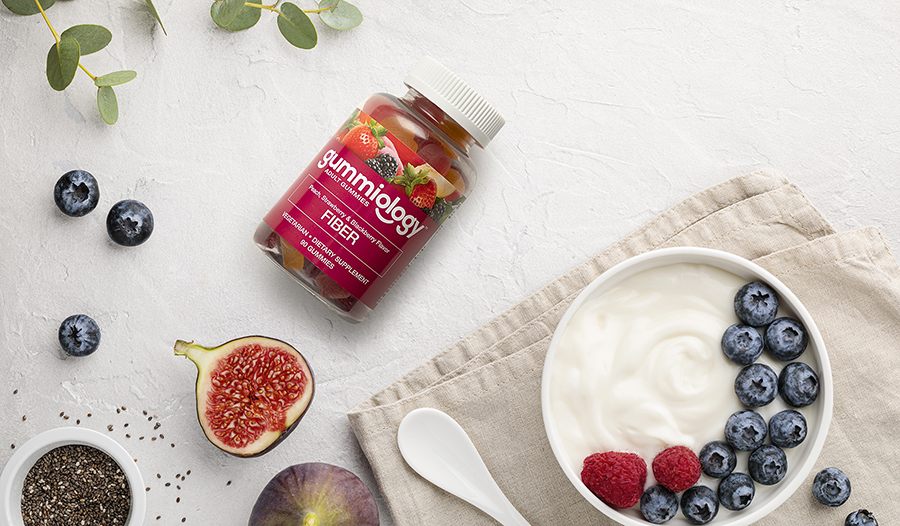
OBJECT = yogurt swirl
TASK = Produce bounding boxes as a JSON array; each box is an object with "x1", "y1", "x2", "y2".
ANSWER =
[{"x1": 549, "y1": 263, "x2": 746, "y2": 471}]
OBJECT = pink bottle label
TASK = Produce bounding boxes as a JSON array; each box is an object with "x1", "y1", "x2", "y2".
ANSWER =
[{"x1": 264, "y1": 110, "x2": 463, "y2": 309}]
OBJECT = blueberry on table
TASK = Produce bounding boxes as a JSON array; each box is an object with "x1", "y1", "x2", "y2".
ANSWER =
[
  {"x1": 768, "y1": 409, "x2": 807, "y2": 448},
  {"x1": 765, "y1": 317, "x2": 808, "y2": 360},
  {"x1": 717, "y1": 472, "x2": 755, "y2": 511},
  {"x1": 107, "y1": 200, "x2": 154, "y2": 246},
  {"x1": 734, "y1": 363, "x2": 778, "y2": 407},
  {"x1": 640, "y1": 485, "x2": 678, "y2": 524},
  {"x1": 778, "y1": 362, "x2": 819, "y2": 407},
  {"x1": 734, "y1": 281, "x2": 779, "y2": 326},
  {"x1": 58, "y1": 314, "x2": 101, "y2": 356},
  {"x1": 846, "y1": 509, "x2": 878, "y2": 526},
  {"x1": 699, "y1": 440, "x2": 737, "y2": 478},
  {"x1": 813, "y1": 467, "x2": 851, "y2": 506},
  {"x1": 54, "y1": 170, "x2": 99, "y2": 217},
  {"x1": 724, "y1": 410, "x2": 767, "y2": 451},
  {"x1": 680, "y1": 485, "x2": 719, "y2": 524},
  {"x1": 748, "y1": 444, "x2": 787, "y2": 485},
  {"x1": 721, "y1": 323, "x2": 764, "y2": 365}
]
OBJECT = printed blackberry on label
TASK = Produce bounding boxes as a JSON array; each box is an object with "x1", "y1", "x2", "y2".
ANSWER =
[{"x1": 363, "y1": 153, "x2": 399, "y2": 181}]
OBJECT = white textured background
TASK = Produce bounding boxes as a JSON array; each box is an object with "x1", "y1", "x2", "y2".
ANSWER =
[{"x1": 2, "y1": 1, "x2": 899, "y2": 524}]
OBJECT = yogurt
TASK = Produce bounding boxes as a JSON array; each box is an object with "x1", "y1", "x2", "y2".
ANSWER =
[{"x1": 548, "y1": 262, "x2": 747, "y2": 474}]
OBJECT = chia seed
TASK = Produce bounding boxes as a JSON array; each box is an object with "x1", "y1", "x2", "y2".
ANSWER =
[{"x1": 21, "y1": 444, "x2": 131, "y2": 526}]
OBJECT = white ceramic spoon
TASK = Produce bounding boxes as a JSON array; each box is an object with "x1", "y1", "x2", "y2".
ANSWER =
[{"x1": 397, "y1": 408, "x2": 532, "y2": 526}]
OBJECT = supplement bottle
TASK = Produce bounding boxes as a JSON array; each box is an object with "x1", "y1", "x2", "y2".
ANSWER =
[{"x1": 253, "y1": 57, "x2": 504, "y2": 322}]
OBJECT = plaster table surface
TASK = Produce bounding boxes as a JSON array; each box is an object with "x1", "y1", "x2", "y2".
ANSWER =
[{"x1": 2, "y1": 1, "x2": 899, "y2": 524}]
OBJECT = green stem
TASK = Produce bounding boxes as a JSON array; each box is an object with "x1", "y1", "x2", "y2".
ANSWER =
[
  {"x1": 243, "y1": 2, "x2": 279, "y2": 11},
  {"x1": 303, "y1": 0, "x2": 339, "y2": 14},
  {"x1": 33, "y1": 0, "x2": 60, "y2": 42},
  {"x1": 238, "y1": 0, "x2": 339, "y2": 13}
]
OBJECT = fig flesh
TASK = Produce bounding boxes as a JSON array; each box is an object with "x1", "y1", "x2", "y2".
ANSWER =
[
  {"x1": 249, "y1": 463, "x2": 379, "y2": 526},
  {"x1": 174, "y1": 336, "x2": 314, "y2": 457}
]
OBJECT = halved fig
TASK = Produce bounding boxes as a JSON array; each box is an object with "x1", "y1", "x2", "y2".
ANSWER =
[
  {"x1": 174, "y1": 336, "x2": 314, "y2": 457},
  {"x1": 249, "y1": 463, "x2": 379, "y2": 526}
]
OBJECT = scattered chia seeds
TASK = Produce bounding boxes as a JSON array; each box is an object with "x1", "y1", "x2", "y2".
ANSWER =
[{"x1": 21, "y1": 444, "x2": 131, "y2": 526}]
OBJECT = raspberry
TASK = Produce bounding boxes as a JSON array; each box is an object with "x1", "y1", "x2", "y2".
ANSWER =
[
  {"x1": 652, "y1": 446, "x2": 701, "y2": 493},
  {"x1": 581, "y1": 451, "x2": 647, "y2": 508}
]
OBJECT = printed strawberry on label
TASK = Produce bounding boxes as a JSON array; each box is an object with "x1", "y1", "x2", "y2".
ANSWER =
[
  {"x1": 341, "y1": 118, "x2": 387, "y2": 161},
  {"x1": 392, "y1": 164, "x2": 437, "y2": 210}
]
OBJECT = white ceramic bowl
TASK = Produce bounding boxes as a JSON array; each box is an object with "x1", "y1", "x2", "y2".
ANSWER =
[
  {"x1": 541, "y1": 247, "x2": 833, "y2": 525},
  {"x1": 0, "y1": 427, "x2": 146, "y2": 526}
]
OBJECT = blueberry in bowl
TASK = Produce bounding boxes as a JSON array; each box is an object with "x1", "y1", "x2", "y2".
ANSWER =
[
  {"x1": 721, "y1": 323, "x2": 764, "y2": 365},
  {"x1": 717, "y1": 472, "x2": 755, "y2": 511},
  {"x1": 748, "y1": 444, "x2": 788, "y2": 485},
  {"x1": 765, "y1": 317, "x2": 808, "y2": 361},
  {"x1": 768, "y1": 409, "x2": 807, "y2": 448},
  {"x1": 724, "y1": 410, "x2": 768, "y2": 451},
  {"x1": 680, "y1": 485, "x2": 719, "y2": 524},
  {"x1": 639, "y1": 485, "x2": 678, "y2": 524},
  {"x1": 778, "y1": 362, "x2": 819, "y2": 407},
  {"x1": 107, "y1": 200, "x2": 154, "y2": 246},
  {"x1": 734, "y1": 363, "x2": 778, "y2": 407},
  {"x1": 54, "y1": 170, "x2": 100, "y2": 217},
  {"x1": 58, "y1": 314, "x2": 101, "y2": 357},
  {"x1": 699, "y1": 440, "x2": 737, "y2": 478},
  {"x1": 733, "y1": 281, "x2": 778, "y2": 326}
]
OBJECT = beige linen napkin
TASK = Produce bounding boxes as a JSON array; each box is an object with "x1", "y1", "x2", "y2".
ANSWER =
[{"x1": 348, "y1": 169, "x2": 899, "y2": 524}]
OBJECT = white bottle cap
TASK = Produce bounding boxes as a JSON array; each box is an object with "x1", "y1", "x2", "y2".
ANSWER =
[{"x1": 404, "y1": 57, "x2": 505, "y2": 148}]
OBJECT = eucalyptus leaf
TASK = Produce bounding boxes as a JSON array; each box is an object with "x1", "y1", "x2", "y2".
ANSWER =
[
  {"x1": 210, "y1": 0, "x2": 245, "y2": 28},
  {"x1": 317, "y1": 0, "x2": 361, "y2": 31},
  {"x1": 97, "y1": 85, "x2": 118, "y2": 124},
  {"x1": 145, "y1": 0, "x2": 167, "y2": 35},
  {"x1": 2, "y1": 0, "x2": 55, "y2": 16},
  {"x1": 46, "y1": 37, "x2": 80, "y2": 91},
  {"x1": 211, "y1": 1, "x2": 260, "y2": 31},
  {"x1": 60, "y1": 25, "x2": 112, "y2": 55},
  {"x1": 95, "y1": 70, "x2": 137, "y2": 87},
  {"x1": 277, "y1": 3, "x2": 316, "y2": 49}
]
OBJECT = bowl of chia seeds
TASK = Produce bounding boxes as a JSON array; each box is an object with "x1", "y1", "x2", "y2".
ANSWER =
[{"x1": 0, "y1": 427, "x2": 146, "y2": 526}]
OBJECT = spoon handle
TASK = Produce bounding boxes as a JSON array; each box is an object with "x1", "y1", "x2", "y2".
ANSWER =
[{"x1": 398, "y1": 408, "x2": 533, "y2": 526}]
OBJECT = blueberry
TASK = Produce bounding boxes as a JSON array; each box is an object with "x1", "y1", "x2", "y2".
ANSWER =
[
  {"x1": 778, "y1": 362, "x2": 819, "y2": 407},
  {"x1": 813, "y1": 467, "x2": 851, "y2": 506},
  {"x1": 734, "y1": 281, "x2": 779, "y2": 326},
  {"x1": 640, "y1": 485, "x2": 678, "y2": 524},
  {"x1": 724, "y1": 410, "x2": 767, "y2": 451},
  {"x1": 768, "y1": 409, "x2": 807, "y2": 448},
  {"x1": 721, "y1": 323, "x2": 764, "y2": 365},
  {"x1": 846, "y1": 509, "x2": 878, "y2": 526},
  {"x1": 717, "y1": 472, "x2": 755, "y2": 511},
  {"x1": 54, "y1": 170, "x2": 100, "y2": 217},
  {"x1": 107, "y1": 200, "x2": 154, "y2": 246},
  {"x1": 734, "y1": 363, "x2": 778, "y2": 407},
  {"x1": 698, "y1": 440, "x2": 736, "y2": 478},
  {"x1": 680, "y1": 485, "x2": 719, "y2": 524},
  {"x1": 765, "y1": 317, "x2": 808, "y2": 360},
  {"x1": 748, "y1": 444, "x2": 787, "y2": 485},
  {"x1": 58, "y1": 314, "x2": 101, "y2": 357}
]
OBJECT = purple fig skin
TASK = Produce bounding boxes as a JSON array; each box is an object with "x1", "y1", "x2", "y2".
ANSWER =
[
  {"x1": 249, "y1": 463, "x2": 379, "y2": 526},
  {"x1": 175, "y1": 336, "x2": 315, "y2": 458}
]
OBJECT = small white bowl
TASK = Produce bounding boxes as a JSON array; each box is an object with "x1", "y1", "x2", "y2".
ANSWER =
[
  {"x1": 541, "y1": 247, "x2": 833, "y2": 526},
  {"x1": 0, "y1": 427, "x2": 146, "y2": 526}
]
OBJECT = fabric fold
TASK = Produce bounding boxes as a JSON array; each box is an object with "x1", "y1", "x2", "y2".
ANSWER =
[{"x1": 348, "y1": 169, "x2": 898, "y2": 525}]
